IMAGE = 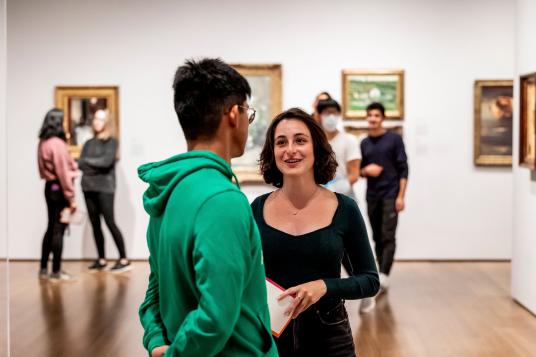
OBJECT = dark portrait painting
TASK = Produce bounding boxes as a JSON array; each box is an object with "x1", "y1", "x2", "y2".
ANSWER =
[{"x1": 474, "y1": 80, "x2": 513, "y2": 166}]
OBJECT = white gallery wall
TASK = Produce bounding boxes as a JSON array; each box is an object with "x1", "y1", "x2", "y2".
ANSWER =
[
  {"x1": 6, "y1": 0, "x2": 515, "y2": 260},
  {"x1": 512, "y1": 0, "x2": 536, "y2": 314},
  {"x1": 1, "y1": 1, "x2": 7, "y2": 352},
  {"x1": 1, "y1": 0, "x2": 6, "y2": 259}
]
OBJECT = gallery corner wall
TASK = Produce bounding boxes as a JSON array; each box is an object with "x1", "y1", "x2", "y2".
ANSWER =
[
  {"x1": 512, "y1": 0, "x2": 536, "y2": 315},
  {"x1": 1, "y1": 0, "x2": 6, "y2": 259}
]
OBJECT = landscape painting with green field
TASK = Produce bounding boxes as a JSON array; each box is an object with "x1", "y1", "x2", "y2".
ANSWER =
[
  {"x1": 348, "y1": 76, "x2": 398, "y2": 110},
  {"x1": 342, "y1": 71, "x2": 404, "y2": 119}
]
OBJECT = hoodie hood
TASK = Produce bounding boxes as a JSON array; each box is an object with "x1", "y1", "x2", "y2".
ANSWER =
[{"x1": 138, "y1": 150, "x2": 238, "y2": 217}]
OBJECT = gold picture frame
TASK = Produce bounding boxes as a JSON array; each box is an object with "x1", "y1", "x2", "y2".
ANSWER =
[
  {"x1": 520, "y1": 73, "x2": 536, "y2": 169},
  {"x1": 473, "y1": 80, "x2": 513, "y2": 167},
  {"x1": 55, "y1": 86, "x2": 120, "y2": 158},
  {"x1": 342, "y1": 69, "x2": 404, "y2": 119},
  {"x1": 230, "y1": 64, "x2": 283, "y2": 183}
]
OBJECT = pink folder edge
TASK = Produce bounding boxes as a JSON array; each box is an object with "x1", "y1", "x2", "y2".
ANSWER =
[{"x1": 266, "y1": 278, "x2": 293, "y2": 338}]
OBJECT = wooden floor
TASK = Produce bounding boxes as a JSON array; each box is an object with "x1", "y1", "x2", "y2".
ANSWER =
[
  {"x1": 0, "y1": 262, "x2": 7, "y2": 356},
  {"x1": 8, "y1": 261, "x2": 536, "y2": 357}
]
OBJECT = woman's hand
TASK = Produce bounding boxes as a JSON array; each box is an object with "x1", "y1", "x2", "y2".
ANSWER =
[{"x1": 278, "y1": 280, "x2": 327, "y2": 319}]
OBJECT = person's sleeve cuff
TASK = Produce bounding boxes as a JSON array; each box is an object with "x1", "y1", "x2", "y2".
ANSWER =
[
  {"x1": 147, "y1": 334, "x2": 166, "y2": 356},
  {"x1": 323, "y1": 278, "x2": 339, "y2": 298}
]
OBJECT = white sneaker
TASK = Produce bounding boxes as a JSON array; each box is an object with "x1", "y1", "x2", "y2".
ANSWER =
[
  {"x1": 379, "y1": 273, "x2": 389, "y2": 292},
  {"x1": 359, "y1": 297, "x2": 376, "y2": 313},
  {"x1": 49, "y1": 271, "x2": 77, "y2": 282}
]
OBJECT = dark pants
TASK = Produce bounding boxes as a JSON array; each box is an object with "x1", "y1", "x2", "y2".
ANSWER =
[
  {"x1": 84, "y1": 191, "x2": 126, "y2": 260},
  {"x1": 41, "y1": 181, "x2": 68, "y2": 273},
  {"x1": 367, "y1": 198, "x2": 398, "y2": 275},
  {"x1": 276, "y1": 299, "x2": 356, "y2": 357}
]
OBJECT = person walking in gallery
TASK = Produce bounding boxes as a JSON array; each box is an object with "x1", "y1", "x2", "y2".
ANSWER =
[
  {"x1": 359, "y1": 102, "x2": 409, "y2": 312},
  {"x1": 37, "y1": 108, "x2": 78, "y2": 281},
  {"x1": 78, "y1": 109, "x2": 131, "y2": 273},
  {"x1": 316, "y1": 98, "x2": 361, "y2": 198},
  {"x1": 251, "y1": 108, "x2": 379, "y2": 356},
  {"x1": 138, "y1": 58, "x2": 278, "y2": 357},
  {"x1": 311, "y1": 91, "x2": 332, "y2": 122}
]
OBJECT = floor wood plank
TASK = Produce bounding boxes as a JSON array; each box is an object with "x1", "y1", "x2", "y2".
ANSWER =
[{"x1": 9, "y1": 262, "x2": 536, "y2": 356}]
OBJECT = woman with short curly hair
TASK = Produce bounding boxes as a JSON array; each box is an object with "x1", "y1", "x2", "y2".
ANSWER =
[{"x1": 251, "y1": 107, "x2": 379, "y2": 357}]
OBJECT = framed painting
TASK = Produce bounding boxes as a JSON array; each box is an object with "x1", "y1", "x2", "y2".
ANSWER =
[
  {"x1": 473, "y1": 80, "x2": 513, "y2": 167},
  {"x1": 230, "y1": 64, "x2": 282, "y2": 183},
  {"x1": 345, "y1": 125, "x2": 403, "y2": 142},
  {"x1": 342, "y1": 69, "x2": 404, "y2": 119},
  {"x1": 55, "y1": 86, "x2": 119, "y2": 158},
  {"x1": 520, "y1": 73, "x2": 536, "y2": 169}
]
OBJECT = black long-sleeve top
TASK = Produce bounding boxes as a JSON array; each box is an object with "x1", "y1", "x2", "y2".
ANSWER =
[
  {"x1": 360, "y1": 131, "x2": 408, "y2": 202},
  {"x1": 78, "y1": 138, "x2": 118, "y2": 193},
  {"x1": 251, "y1": 192, "x2": 379, "y2": 301}
]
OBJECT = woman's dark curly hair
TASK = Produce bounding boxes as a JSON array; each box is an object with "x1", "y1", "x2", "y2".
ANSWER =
[
  {"x1": 38, "y1": 108, "x2": 66, "y2": 141},
  {"x1": 259, "y1": 107, "x2": 337, "y2": 188}
]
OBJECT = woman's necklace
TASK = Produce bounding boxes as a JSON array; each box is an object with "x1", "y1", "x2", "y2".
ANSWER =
[{"x1": 278, "y1": 186, "x2": 319, "y2": 216}]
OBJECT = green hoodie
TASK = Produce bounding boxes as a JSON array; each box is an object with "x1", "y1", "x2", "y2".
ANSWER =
[{"x1": 138, "y1": 151, "x2": 278, "y2": 357}]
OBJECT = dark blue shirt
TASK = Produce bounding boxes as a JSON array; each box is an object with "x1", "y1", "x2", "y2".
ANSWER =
[{"x1": 360, "y1": 131, "x2": 408, "y2": 201}]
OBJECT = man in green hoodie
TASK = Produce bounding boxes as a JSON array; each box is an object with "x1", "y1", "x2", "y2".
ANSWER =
[{"x1": 138, "y1": 58, "x2": 278, "y2": 357}]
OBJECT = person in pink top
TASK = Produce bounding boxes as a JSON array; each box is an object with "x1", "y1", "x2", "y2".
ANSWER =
[{"x1": 37, "y1": 108, "x2": 78, "y2": 281}]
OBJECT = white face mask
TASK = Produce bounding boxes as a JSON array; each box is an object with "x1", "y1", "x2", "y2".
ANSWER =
[{"x1": 321, "y1": 114, "x2": 340, "y2": 132}]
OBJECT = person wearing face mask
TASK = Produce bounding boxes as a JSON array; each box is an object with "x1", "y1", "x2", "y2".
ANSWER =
[
  {"x1": 311, "y1": 91, "x2": 332, "y2": 123},
  {"x1": 316, "y1": 99, "x2": 361, "y2": 198},
  {"x1": 78, "y1": 109, "x2": 131, "y2": 273}
]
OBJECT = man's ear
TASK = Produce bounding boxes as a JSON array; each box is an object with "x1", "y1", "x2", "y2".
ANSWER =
[{"x1": 227, "y1": 104, "x2": 239, "y2": 128}]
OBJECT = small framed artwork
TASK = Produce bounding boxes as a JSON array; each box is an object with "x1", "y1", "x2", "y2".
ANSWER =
[
  {"x1": 342, "y1": 69, "x2": 404, "y2": 119},
  {"x1": 55, "y1": 86, "x2": 119, "y2": 158},
  {"x1": 473, "y1": 80, "x2": 513, "y2": 167},
  {"x1": 230, "y1": 64, "x2": 283, "y2": 183},
  {"x1": 345, "y1": 125, "x2": 403, "y2": 142},
  {"x1": 520, "y1": 73, "x2": 536, "y2": 169},
  {"x1": 519, "y1": 73, "x2": 536, "y2": 170}
]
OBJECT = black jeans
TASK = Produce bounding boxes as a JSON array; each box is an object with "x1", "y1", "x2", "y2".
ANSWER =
[
  {"x1": 41, "y1": 181, "x2": 68, "y2": 273},
  {"x1": 83, "y1": 191, "x2": 126, "y2": 260},
  {"x1": 367, "y1": 198, "x2": 398, "y2": 275},
  {"x1": 276, "y1": 299, "x2": 356, "y2": 357}
]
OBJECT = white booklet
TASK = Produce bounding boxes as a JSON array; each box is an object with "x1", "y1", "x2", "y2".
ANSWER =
[
  {"x1": 60, "y1": 208, "x2": 86, "y2": 225},
  {"x1": 266, "y1": 278, "x2": 294, "y2": 337}
]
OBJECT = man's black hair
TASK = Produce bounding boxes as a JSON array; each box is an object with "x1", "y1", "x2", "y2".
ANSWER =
[
  {"x1": 366, "y1": 102, "x2": 386, "y2": 117},
  {"x1": 172, "y1": 58, "x2": 251, "y2": 140}
]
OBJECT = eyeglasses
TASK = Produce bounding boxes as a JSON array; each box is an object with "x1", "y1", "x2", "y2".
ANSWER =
[{"x1": 238, "y1": 105, "x2": 256, "y2": 124}]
